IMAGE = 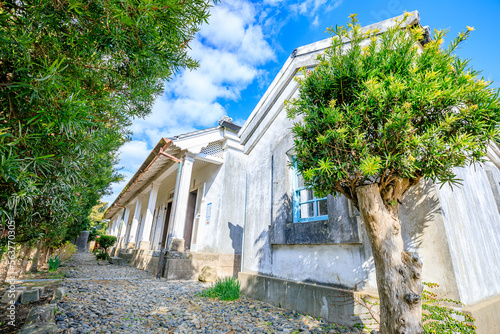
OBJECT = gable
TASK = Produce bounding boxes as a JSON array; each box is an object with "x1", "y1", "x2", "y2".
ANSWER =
[{"x1": 238, "y1": 11, "x2": 422, "y2": 154}]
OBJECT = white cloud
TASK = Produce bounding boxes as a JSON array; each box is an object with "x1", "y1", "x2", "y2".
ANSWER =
[
  {"x1": 239, "y1": 25, "x2": 275, "y2": 65},
  {"x1": 325, "y1": 0, "x2": 343, "y2": 12},
  {"x1": 290, "y1": 0, "x2": 343, "y2": 26},
  {"x1": 263, "y1": 0, "x2": 283, "y2": 5},
  {"x1": 198, "y1": 4, "x2": 252, "y2": 49},
  {"x1": 312, "y1": 15, "x2": 320, "y2": 27},
  {"x1": 117, "y1": 141, "x2": 150, "y2": 172}
]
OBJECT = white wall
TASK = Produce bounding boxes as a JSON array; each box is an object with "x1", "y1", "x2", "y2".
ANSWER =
[
  {"x1": 237, "y1": 104, "x2": 374, "y2": 289},
  {"x1": 437, "y1": 162, "x2": 500, "y2": 305}
]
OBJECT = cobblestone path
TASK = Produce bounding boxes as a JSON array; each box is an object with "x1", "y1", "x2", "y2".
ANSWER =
[{"x1": 56, "y1": 253, "x2": 363, "y2": 334}]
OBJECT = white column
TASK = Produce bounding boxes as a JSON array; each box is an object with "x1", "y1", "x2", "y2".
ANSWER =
[
  {"x1": 152, "y1": 204, "x2": 166, "y2": 250},
  {"x1": 124, "y1": 219, "x2": 132, "y2": 249},
  {"x1": 107, "y1": 219, "x2": 113, "y2": 235},
  {"x1": 108, "y1": 218, "x2": 114, "y2": 235},
  {"x1": 127, "y1": 197, "x2": 143, "y2": 249},
  {"x1": 138, "y1": 182, "x2": 160, "y2": 250},
  {"x1": 118, "y1": 207, "x2": 130, "y2": 249},
  {"x1": 112, "y1": 216, "x2": 119, "y2": 236},
  {"x1": 170, "y1": 154, "x2": 195, "y2": 251},
  {"x1": 117, "y1": 210, "x2": 124, "y2": 236}
]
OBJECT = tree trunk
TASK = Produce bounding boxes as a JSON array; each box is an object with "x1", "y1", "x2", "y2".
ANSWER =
[
  {"x1": 356, "y1": 184, "x2": 423, "y2": 334},
  {"x1": 29, "y1": 244, "x2": 42, "y2": 272},
  {"x1": 38, "y1": 246, "x2": 50, "y2": 268},
  {"x1": 20, "y1": 246, "x2": 32, "y2": 274},
  {"x1": 16, "y1": 244, "x2": 27, "y2": 275},
  {"x1": 0, "y1": 252, "x2": 9, "y2": 285}
]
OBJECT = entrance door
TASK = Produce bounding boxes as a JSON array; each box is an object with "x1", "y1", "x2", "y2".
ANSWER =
[
  {"x1": 183, "y1": 191, "x2": 197, "y2": 250},
  {"x1": 161, "y1": 202, "x2": 172, "y2": 249}
]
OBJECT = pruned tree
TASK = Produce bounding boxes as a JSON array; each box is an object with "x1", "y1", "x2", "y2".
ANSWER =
[{"x1": 287, "y1": 13, "x2": 500, "y2": 333}]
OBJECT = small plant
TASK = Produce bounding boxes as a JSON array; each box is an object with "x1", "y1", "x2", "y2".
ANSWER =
[
  {"x1": 95, "y1": 251, "x2": 109, "y2": 261},
  {"x1": 49, "y1": 270, "x2": 66, "y2": 279},
  {"x1": 52, "y1": 241, "x2": 77, "y2": 262},
  {"x1": 422, "y1": 282, "x2": 476, "y2": 333},
  {"x1": 48, "y1": 255, "x2": 61, "y2": 272},
  {"x1": 98, "y1": 235, "x2": 117, "y2": 253},
  {"x1": 355, "y1": 282, "x2": 476, "y2": 333},
  {"x1": 198, "y1": 276, "x2": 240, "y2": 301}
]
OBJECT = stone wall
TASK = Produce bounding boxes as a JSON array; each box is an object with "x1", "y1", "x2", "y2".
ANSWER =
[{"x1": 116, "y1": 248, "x2": 241, "y2": 281}]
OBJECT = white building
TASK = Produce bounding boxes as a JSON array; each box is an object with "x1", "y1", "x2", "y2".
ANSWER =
[
  {"x1": 106, "y1": 11, "x2": 500, "y2": 333},
  {"x1": 105, "y1": 117, "x2": 244, "y2": 279}
]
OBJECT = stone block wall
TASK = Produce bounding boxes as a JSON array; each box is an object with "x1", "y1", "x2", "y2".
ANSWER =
[{"x1": 117, "y1": 248, "x2": 241, "y2": 281}]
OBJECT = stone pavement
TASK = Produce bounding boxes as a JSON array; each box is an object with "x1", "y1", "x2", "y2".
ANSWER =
[{"x1": 55, "y1": 253, "x2": 365, "y2": 333}]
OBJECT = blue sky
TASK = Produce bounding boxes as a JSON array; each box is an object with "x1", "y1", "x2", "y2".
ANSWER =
[{"x1": 102, "y1": 0, "x2": 500, "y2": 204}]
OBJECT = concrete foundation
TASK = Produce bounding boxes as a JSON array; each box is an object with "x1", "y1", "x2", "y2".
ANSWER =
[
  {"x1": 239, "y1": 272, "x2": 498, "y2": 333},
  {"x1": 238, "y1": 272, "x2": 379, "y2": 330},
  {"x1": 464, "y1": 294, "x2": 500, "y2": 334},
  {"x1": 114, "y1": 248, "x2": 241, "y2": 281},
  {"x1": 169, "y1": 238, "x2": 185, "y2": 252},
  {"x1": 138, "y1": 241, "x2": 150, "y2": 250}
]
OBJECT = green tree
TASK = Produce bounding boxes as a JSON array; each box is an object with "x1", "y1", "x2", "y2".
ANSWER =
[
  {"x1": 0, "y1": 0, "x2": 212, "y2": 251},
  {"x1": 89, "y1": 201, "x2": 109, "y2": 240},
  {"x1": 97, "y1": 235, "x2": 116, "y2": 253},
  {"x1": 287, "y1": 13, "x2": 500, "y2": 333}
]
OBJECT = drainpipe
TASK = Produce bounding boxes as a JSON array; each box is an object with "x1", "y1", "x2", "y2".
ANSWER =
[{"x1": 241, "y1": 174, "x2": 247, "y2": 273}]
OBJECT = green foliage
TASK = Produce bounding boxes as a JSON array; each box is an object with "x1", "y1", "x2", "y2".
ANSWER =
[
  {"x1": 198, "y1": 277, "x2": 241, "y2": 301},
  {"x1": 287, "y1": 13, "x2": 500, "y2": 207},
  {"x1": 88, "y1": 230, "x2": 99, "y2": 242},
  {"x1": 48, "y1": 255, "x2": 61, "y2": 272},
  {"x1": 357, "y1": 282, "x2": 476, "y2": 333},
  {"x1": 95, "y1": 251, "x2": 109, "y2": 261},
  {"x1": 89, "y1": 201, "x2": 109, "y2": 240},
  {"x1": 53, "y1": 241, "x2": 77, "y2": 262},
  {"x1": 97, "y1": 235, "x2": 116, "y2": 252},
  {"x1": 422, "y1": 282, "x2": 476, "y2": 333},
  {"x1": 0, "y1": 0, "x2": 212, "y2": 250}
]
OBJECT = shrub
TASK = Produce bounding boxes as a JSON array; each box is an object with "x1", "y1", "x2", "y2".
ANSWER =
[
  {"x1": 88, "y1": 230, "x2": 99, "y2": 242},
  {"x1": 356, "y1": 282, "x2": 476, "y2": 333},
  {"x1": 95, "y1": 251, "x2": 109, "y2": 261},
  {"x1": 422, "y1": 282, "x2": 476, "y2": 333},
  {"x1": 52, "y1": 241, "x2": 77, "y2": 262},
  {"x1": 198, "y1": 277, "x2": 240, "y2": 301},
  {"x1": 48, "y1": 255, "x2": 61, "y2": 272},
  {"x1": 98, "y1": 235, "x2": 116, "y2": 253}
]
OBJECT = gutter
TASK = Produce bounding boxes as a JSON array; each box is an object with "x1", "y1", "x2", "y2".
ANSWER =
[{"x1": 220, "y1": 120, "x2": 242, "y2": 132}]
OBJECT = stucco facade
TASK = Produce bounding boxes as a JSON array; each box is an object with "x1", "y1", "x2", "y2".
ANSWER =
[{"x1": 229, "y1": 11, "x2": 500, "y2": 333}]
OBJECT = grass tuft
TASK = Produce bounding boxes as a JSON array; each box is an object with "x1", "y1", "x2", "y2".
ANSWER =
[
  {"x1": 198, "y1": 276, "x2": 240, "y2": 301},
  {"x1": 48, "y1": 255, "x2": 61, "y2": 272}
]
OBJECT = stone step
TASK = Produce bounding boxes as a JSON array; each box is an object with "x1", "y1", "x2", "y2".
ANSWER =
[
  {"x1": 117, "y1": 252, "x2": 133, "y2": 260},
  {"x1": 108, "y1": 257, "x2": 130, "y2": 266}
]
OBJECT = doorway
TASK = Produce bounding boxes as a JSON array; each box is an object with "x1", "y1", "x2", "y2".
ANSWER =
[
  {"x1": 161, "y1": 202, "x2": 172, "y2": 249},
  {"x1": 183, "y1": 191, "x2": 198, "y2": 250}
]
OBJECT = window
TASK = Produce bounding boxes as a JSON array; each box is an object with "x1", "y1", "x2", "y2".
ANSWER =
[{"x1": 292, "y1": 162, "x2": 328, "y2": 223}]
